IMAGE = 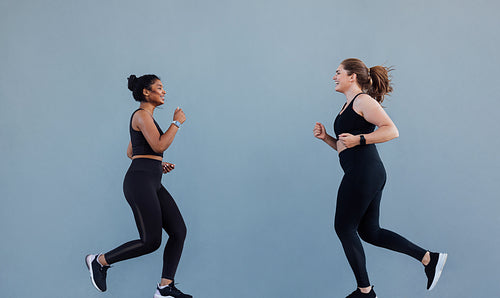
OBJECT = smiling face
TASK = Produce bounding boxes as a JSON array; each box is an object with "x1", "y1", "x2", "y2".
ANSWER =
[
  {"x1": 333, "y1": 64, "x2": 355, "y2": 93},
  {"x1": 144, "y1": 80, "x2": 166, "y2": 106}
]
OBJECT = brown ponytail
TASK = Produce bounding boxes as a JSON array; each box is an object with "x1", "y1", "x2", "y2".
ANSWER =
[
  {"x1": 341, "y1": 58, "x2": 393, "y2": 103},
  {"x1": 368, "y1": 65, "x2": 393, "y2": 103}
]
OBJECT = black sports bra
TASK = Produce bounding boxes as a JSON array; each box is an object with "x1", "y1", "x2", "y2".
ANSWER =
[
  {"x1": 130, "y1": 109, "x2": 164, "y2": 157},
  {"x1": 334, "y1": 93, "x2": 375, "y2": 139}
]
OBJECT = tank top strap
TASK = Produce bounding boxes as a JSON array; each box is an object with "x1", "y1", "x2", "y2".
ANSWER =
[
  {"x1": 129, "y1": 108, "x2": 142, "y2": 130},
  {"x1": 340, "y1": 92, "x2": 365, "y2": 115},
  {"x1": 350, "y1": 92, "x2": 365, "y2": 106}
]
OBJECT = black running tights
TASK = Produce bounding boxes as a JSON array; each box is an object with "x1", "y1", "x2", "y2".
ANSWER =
[
  {"x1": 335, "y1": 146, "x2": 427, "y2": 288},
  {"x1": 104, "y1": 158, "x2": 187, "y2": 280}
]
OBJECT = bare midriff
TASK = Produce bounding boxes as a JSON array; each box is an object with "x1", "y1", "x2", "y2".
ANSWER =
[
  {"x1": 132, "y1": 155, "x2": 163, "y2": 161},
  {"x1": 337, "y1": 141, "x2": 347, "y2": 154}
]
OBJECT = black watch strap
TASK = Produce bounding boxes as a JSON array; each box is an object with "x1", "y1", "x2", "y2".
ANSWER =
[{"x1": 360, "y1": 135, "x2": 366, "y2": 145}]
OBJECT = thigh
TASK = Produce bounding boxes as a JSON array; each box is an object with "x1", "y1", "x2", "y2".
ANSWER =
[
  {"x1": 157, "y1": 185, "x2": 186, "y2": 234},
  {"x1": 358, "y1": 170, "x2": 386, "y2": 231},
  {"x1": 358, "y1": 189, "x2": 383, "y2": 233},
  {"x1": 335, "y1": 174, "x2": 373, "y2": 229},
  {"x1": 123, "y1": 171, "x2": 163, "y2": 239}
]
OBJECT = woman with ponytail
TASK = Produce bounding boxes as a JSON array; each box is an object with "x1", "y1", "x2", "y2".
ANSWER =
[
  {"x1": 85, "y1": 74, "x2": 192, "y2": 298},
  {"x1": 313, "y1": 59, "x2": 447, "y2": 297}
]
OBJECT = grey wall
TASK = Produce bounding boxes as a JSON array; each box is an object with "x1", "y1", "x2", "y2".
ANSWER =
[{"x1": 1, "y1": 0, "x2": 499, "y2": 297}]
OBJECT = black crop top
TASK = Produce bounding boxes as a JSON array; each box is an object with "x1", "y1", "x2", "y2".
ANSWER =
[
  {"x1": 334, "y1": 93, "x2": 375, "y2": 139},
  {"x1": 130, "y1": 109, "x2": 164, "y2": 157}
]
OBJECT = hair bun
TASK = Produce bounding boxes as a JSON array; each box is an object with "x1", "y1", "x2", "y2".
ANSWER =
[{"x1": 127, "y1": 75, "x2": 138, "y2": 91}]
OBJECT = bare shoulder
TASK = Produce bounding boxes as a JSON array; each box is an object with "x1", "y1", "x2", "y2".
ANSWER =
[
  {"x1": 132, "y1": 109, "x2": 153, "y2": 129},
  {"x1": 356, "y1": 94, "x2": 379, "y2": 106},
  {"x1": 354, "y1": 94, "x2": 381, "y2": 113},
  {"x1": 135, "y1": 110, "x2": 154, "y2": 122}
]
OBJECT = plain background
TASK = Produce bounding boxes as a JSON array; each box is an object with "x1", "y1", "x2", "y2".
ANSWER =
[{"x1": 1, "y1": 0, "x2": 499, "y2": 297}]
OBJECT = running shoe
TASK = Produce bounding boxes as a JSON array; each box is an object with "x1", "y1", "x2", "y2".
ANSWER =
[
  {"x1": 154, "y1": 282, "x2": 192, "y2": 298},
  {"x1": 85, "y1": 254, "x2": 110, "y2": 292},
  {"x1": 425, "y1": 252, "x2": 448, "y2": 290},
  {"x1": 346, "y1": 287, "x2": 377, "y2": 298}
]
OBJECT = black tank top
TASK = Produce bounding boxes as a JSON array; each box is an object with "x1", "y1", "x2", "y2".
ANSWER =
[
  {"x1": 130, "y1": 109, "x2": 164, "y2": 157},
  {"x1": 334, "y1": 93, "x2": 375, "y2": 139}
]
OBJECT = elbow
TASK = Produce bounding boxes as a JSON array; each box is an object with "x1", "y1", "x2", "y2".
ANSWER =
[
  {"x1": 153, "y1": 135, "x2": 173, "y2": 154},
  {"x1": 379, "y1": 125, "x2": 399, "y2": 142},
  {"x1": 393, "y1": 127, "x2": 399, "y2": 139},
  {"x1": 389, "y1": 126, "x2": 399, "y2": 141},
  {"x1": 152, "y1": 142, "x2": 170, "y2": 154},
  {"x1": 152, "y1": 146, "x2": 166, "y2": 154},
  {"x1": 383, "y1": 125, "x2": 398, "y2": 142}
]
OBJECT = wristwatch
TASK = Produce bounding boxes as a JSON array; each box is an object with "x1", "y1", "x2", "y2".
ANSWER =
[
  {"x1": 359, "y1": 135, "x2": 366, "y2": 145},
  {"x1": 171, "y1": 120, "x2": 181, "y2": 128}
]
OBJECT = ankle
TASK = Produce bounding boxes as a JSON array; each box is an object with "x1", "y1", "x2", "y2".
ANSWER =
[
  {"x1": 98, "y1": 254, "x2": 109, "y2": 267},
  {"x1": 359, "y1": 286, "x2": 372, "y2": 294},
  {"x1": 160, "y1": 278, "x2": 173, "y2": 287},
  {"x1": 422, "y1": 251, "x2": 431, "y2": 266}
]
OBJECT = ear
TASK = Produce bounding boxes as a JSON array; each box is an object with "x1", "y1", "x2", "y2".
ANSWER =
[
  {"x1": 143, "y1": 88, "x2": 150, "y2": 99},
  {"x1": 350, "y1": 73, "x2": 357, "y2": 82}
]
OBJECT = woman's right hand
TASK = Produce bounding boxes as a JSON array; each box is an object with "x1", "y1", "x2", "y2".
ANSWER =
[
  {"x1": 173, "y1": 107, "x2": 186, "y2": 124},
  {"x1": 313, "y1": 122, "x2": 327, "y2": 140}
]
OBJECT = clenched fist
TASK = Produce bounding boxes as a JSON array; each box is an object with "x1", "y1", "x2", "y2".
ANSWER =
[{"x1": 313, "y1": 122, "x2": 327, "y2": 140}]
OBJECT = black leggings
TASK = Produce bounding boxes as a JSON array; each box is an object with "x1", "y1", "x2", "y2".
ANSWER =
[
  {"x1": 104, "y1": 158, "x2": 187, "y2": 280},
  {"x1": 335, "y1": 145, "x2": 426, "y2": 288}
]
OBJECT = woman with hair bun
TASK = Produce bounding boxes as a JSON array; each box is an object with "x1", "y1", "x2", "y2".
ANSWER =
[
  {"x1": 313, "y1": 58, "x2": 447, "y2": 297},
  {"x1": 85, "y1": 74, "x2": 192, "y2": 298}
]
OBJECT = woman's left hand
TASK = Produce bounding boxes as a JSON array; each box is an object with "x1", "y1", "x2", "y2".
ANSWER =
[
  {"x1": 338, "y1": 133, "x2": 360, "y2": 148},
  {"x1": 162, "y1": 162, "x2": 175, "y2": 174}
]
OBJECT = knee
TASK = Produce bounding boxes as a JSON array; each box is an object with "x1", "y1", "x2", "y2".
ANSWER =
[
  {"x1": 334, "y1": 220, "x2": 354, "y2": 240},
  {"x1": 180, "y1": 224, "x2": 187, "y2": 241},
  {"x1": 143, "y1": 236, "x2": 162, "y2": 253},
  {"x1": 358, "y1": 227, "x2": 379, "y2": 244},
  {"x1": 167, "y1": 222, "x2": 187, "y2": 243},
  {"x1": 175, "y1": 223, "x2": 187, "y2": 242}
]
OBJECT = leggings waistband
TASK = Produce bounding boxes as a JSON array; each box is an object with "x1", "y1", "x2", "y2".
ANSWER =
[
  {"x1": 339, "y1": 145, "x2": 382, "y2": 172},
  {"x1": 128, "y1": 158, "x2": 162, "y2": 174}
]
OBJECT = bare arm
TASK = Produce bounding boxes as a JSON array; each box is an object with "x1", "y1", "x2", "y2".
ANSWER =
[
  {"x1": 314, "y1": 122, "x2": 338, "y2": 151},
  {"x1": 323, "y1": 134, "x2": 338, "y2": 151},
  {"x1": 133, "y1": 108, "x2": 186, "y2": 154},
  {"x1": 338, "y1": 94, "x2": 399, "y2": 148},
  {"x1": 359, "y1": 95, "x2": 399, "y2": 144}
]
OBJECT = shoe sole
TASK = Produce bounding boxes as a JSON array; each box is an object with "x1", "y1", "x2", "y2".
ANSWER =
[
  {"x1": 85, "y1": 254, "x2": 104, "y2": 292},
  {"x1": 428, "y1": 252, "x2": 447, "y2": 291},
  {"x1": 154, "y1": 293, "x2": 175, "y2": 298}
]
